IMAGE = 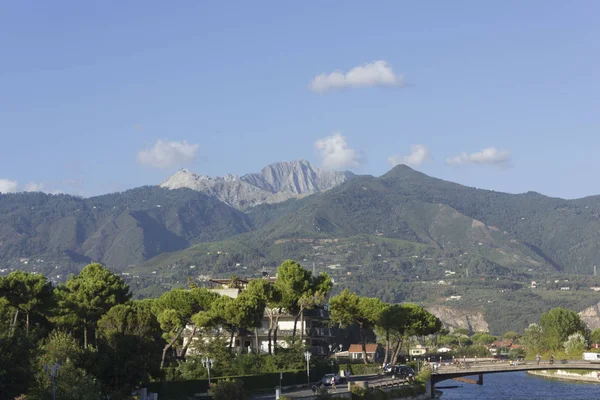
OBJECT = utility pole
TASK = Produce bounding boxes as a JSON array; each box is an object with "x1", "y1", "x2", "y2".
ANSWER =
[
  {"x1": 304, "y1": 351, "x2": 311, "y2": 388},
  {"x1": 201, "y1": 358, "x2": 214, "y2": 385}
]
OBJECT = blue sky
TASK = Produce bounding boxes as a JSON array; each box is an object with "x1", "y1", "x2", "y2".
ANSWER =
[{"x1": 1, "y1": 1, "x2": 598, "y2": 199}]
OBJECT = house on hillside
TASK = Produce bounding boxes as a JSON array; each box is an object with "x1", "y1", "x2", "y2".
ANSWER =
[
  {"x1": 184, "y1": 276, "x2": 333, "y2": 355},
  {"x1": 348, "y1": 344, "x2": 382, "y2": 361}
]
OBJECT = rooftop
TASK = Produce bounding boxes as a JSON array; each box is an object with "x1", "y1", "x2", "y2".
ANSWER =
[{"x1": 348, "y1": 344, "x2": 378, "y2": 353}]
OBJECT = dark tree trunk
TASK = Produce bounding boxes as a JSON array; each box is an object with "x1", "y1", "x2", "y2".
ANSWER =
[
  {"x1": 83, "y1": 324, "x2": 88, "y2": 349},
  {"x1": 292, "y1": 313, "x2": 300, "y2": 343},
  {"x1": 383, "y1": 330, "x2": 390, "y2": 365},
  {"x1": 267, "y1": 328, "x2": 272, "y2": 355},
  {"x1": 255, "y1": 328, "x2": 259, "y2": 354},
  {"x1": 273, "y1": 308, "x2": 282, "y2": 354},
  {"x1": 161, "y1": 327, "x2": 184, "y2": 369},
  {"x1": 10, "y1": 309, "x2": 19, "y2": 336},
  {"x1": 391, "y1": 338, "x2": 403, "y2": 365},
  {"x1": 228, "y1": 330, "x2": 235, "y2": 350},
  {"x1": 360, "y1": 323, "x2": 368, "y2": 364},
  {"x1": 179, "y1": 326, "x2": 197, "y2": 358},
  {"x1": 299, "y1": 309, "x2": 305, "y2": 342}
]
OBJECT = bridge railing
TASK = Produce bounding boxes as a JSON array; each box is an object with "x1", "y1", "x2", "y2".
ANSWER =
[{"x1": 433, "y1": 360, "x2": 600, "y2": 375}]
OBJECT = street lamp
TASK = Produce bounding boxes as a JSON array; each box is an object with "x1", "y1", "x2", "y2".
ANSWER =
[
  {"x1": 45, "y1": 363, "x2": 60, "y2": 400},
  {"x1": 304, "y1": 351, "x2": 312, "y2": 388},
  {"x1": 201, "y1": 357, "x2": 214, "y2": 385}
]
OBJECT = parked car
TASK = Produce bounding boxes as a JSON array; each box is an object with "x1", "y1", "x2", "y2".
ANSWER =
[
  {"x1": 320, "y1": 373, "x2": 341, "y2": 386},
  {"x1": 386, "y1": 365, "x2": 415, "y2": 381}
]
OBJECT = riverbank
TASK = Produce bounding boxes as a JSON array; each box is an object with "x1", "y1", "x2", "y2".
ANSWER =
[{"x1": 528, "y1": 369, "x2": 600, "y2": 384}]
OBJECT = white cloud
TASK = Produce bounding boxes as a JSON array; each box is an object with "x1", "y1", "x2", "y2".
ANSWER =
[
  {"x1": 314, "y1": 132, "x2": 361, "y2": 169},
  {"x1": 446, "y1": 147, "x2": 511, "y2": 166},
  {"x1": 0, "y1": 179, "x2": 18, "y2": 193},
  {"x1": 0, "y1": 179, "x2": 63, "y2": 194},
  {"x1": 310, "y1": 60, "x2": 403, "y2": 93},
  {"x1": 137, "y1": 139, "x2": 199, "y2": 168},
  {"x1": 388, "y1": 144, "x2": 430, "y2": 167}
]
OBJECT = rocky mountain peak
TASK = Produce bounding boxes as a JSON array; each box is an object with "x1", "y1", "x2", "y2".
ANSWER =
[
  {"x1": 159, "y1": 169, "x2": 213, "y2": 189},
  {"x1": 159, "y1": 160, "x2": 353, "y2": 209}
]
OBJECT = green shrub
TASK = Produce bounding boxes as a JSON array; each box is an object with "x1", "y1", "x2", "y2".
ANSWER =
[
  {"x1": 453, "y1": 345, "x2": 490, "y2": 358},
  {"x1": 416, "y1": 368, "x2": 431, "y2": 385},
  {"x1": 209, "y1": 378, "x2": 246, "y2": 400},
  {"x1": 339, "y1": 363, "x2": 381, "y2": 376},
  {"x1": 564, "y1": 333, "x2": 587, "y2": 356},
  {"x1": 350, "y1": 385, "x2": 370, "y2": 400}
]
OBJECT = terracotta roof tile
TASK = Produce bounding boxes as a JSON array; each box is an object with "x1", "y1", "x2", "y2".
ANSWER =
[{"x1": 348, "y1": 344, "x2": 378, "y2": 353}]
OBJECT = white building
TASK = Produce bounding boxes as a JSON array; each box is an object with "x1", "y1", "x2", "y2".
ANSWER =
[
  {"x1": 410, "y1": 344, "x2": 429, "y2": 356},
  {"x1": 184, "y1": 277, "x2": 333, "y2": 355}
]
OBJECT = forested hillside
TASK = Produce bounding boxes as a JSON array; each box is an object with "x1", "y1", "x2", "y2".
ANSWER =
[
  {"x1": 245, "y1": 165, "x2": 600, "y2": 274},
  {"x1": 0, "y1": 187, "x2": 252, "y2": 269}
]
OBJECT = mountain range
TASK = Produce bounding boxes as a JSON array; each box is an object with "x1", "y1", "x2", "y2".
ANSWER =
[
  {"x1": 2, "y1": 161, "x2": 600, "y2": 275},
  {"x1": 2, "y1": 161, "x2": 600, "y2": 298}
]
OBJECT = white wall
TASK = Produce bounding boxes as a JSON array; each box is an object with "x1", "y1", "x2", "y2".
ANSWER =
[
  {"x1": 259, "y1": 340, "x2": 290, "y2": 353},
  {"x1": 277, "y1": 320, "x2": 306, "y2": 330}
]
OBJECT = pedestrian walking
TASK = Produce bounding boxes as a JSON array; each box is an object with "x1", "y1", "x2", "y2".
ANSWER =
[{"x1": 536, "y1": 353, "x2": 541, "y2": 365}]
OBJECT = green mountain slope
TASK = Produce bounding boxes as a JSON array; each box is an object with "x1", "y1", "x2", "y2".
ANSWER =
[
  {"x1": 244, "y1": 165, "x2": 600, "y2": 273},
  {"x1": 379, "y1": 165, "x2": 600, "y2": 272},
  {"x1": 0, "y1": 187, "x2": 252, "y2": 269},
  {"x1": 243, "y1": 174, "x2": 548, "y2": 272}
]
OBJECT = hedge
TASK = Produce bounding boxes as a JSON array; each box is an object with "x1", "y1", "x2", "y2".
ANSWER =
[
  {"x1": 339, "y1": 363, "x2": 381, "y2": 376},
  {"x1": 147, "y1": 366, "x2": 330, "y2": 399}
]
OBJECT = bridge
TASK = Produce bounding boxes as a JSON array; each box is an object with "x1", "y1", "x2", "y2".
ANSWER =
[{"x1": 430, "y1": 360, "x2": 600, "y2": 397}]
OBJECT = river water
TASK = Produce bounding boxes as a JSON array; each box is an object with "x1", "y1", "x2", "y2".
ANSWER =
[{"x1": 438, "y1": 371, "x2": 600, "y2": 399}]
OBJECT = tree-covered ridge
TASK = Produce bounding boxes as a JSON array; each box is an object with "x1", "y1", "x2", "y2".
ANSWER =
[{"x1": 0, "y1": 186, "x2": 252, "y2": 268}]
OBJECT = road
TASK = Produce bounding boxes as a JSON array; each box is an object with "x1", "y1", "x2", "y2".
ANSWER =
[{"x1": 251, "y1": 374, "x2": 387, "y2": 400}]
